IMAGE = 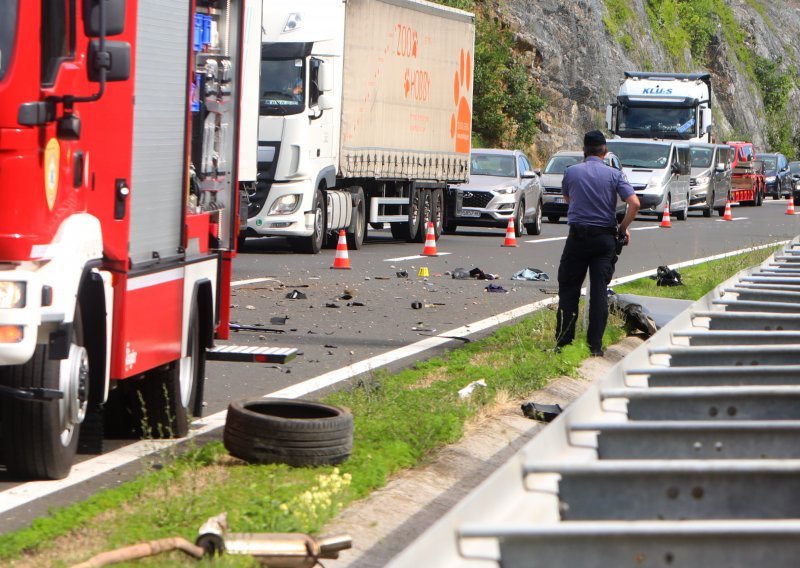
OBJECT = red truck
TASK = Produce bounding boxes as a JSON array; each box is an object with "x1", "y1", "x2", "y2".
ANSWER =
[
  {"x1": 0, "y1": 0, "x2": 296, "y2": 480},
  {"x1": 726, "y1": 141, "x2": 766, "y2": 206}
]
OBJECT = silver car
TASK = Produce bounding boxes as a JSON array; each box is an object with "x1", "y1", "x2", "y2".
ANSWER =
[
  {"x1": 445, "y1": 149, "x2": 543, "y2": 236},
  {"x1": 541, "y1": 151, "x2": 628, "y2": 223}
]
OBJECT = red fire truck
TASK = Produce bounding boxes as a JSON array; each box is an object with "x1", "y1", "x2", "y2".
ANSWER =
[
  {"x1": 0, "y1": 0, "x2": 295, "y2": 480},
  {"x1": 726, "y1": 141, "x2": 766, "y2": 206}
]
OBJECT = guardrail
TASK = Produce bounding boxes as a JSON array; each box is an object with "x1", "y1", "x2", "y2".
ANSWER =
[{"x1": 390, "y1": 238, "x2": 800, "y2": 567}]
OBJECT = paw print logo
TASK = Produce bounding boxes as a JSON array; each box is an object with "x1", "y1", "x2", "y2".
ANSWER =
[{"x1": 450, "y1": 48, "x2": 472, "y2": 154}]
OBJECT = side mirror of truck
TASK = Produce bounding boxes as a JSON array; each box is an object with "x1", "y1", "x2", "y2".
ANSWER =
[
  {"x1": 83, "y1": 0, "x2": 126, "y2": 37},
  {"x1": 317, "y1": 94, "x2": 334, "y2": 111},
  {"x1": 702, "y1": 108, "x2": 713, "y2": 134},
  {"x1": 87, "y1": 40, "x2": 131, "y2": 82},
  {"x1": 318, "y1": 62, "x2": 333, "y2": 93},
  {"x1": 521, "y1": 170, "x2": 538, "y2": 179}
]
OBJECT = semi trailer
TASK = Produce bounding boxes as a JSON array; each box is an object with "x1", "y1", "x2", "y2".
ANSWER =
[{"x1": 240, "y1": 0, "x2": 475, "y2": 253}]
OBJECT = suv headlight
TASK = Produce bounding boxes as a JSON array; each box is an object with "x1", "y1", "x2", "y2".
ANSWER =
[
  {"x1": 495, "y1": 186, "x2": 517, "y2": 194},
  {"x1": 0, "y1": 281, "x2": 26, "y2": 309},
  {"x1": 766, "y1": 176, "x2": 777, "y2": 183},
  {"x1": 268, "y1": 194, "x2": 301, "y2": 215},
  {"x1": 695, "y1": 175, "x2": 710, "y2": 185}
]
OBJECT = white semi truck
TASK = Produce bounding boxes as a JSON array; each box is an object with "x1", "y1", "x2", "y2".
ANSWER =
[
  {"x1": 240, "y1": 0, "x2": 475, "y2": 253},
  {"x1": 606, "y1": 72, "x2": 713, "y2": 143}
]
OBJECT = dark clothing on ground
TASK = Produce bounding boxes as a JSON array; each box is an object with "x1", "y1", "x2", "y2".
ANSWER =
[{"x1": 556, "y1": 156, "x2": 633, "y2": 353}]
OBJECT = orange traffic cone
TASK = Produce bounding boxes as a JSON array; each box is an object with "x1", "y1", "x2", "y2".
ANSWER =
[
  {"x1": 331, "y1": 230, "x2": 351, "y2": 269},
  {"x1": 502, "y1": 217, "x2": 518, "y2": 247},
  {"x1": 422, "y1": 222, "x2": 438, "y2": 256},
  {"x1": 723, "y1": 200, "x2": 733, "y2": 221},
  {"x1": 660, "y1": 206, "x2": 672, "y2": 228},
  {"x1": 787, "y1": 199, "x2": 796, "y2": 215}
]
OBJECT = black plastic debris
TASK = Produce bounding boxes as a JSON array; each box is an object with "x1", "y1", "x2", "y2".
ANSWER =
[
  {"x1": 270, "y1": 316, "x2": 288, "y2": 325},
  {"x1": 485, "y1": 284, "x2": 508, "y2": 293},
  {"x1": 521, "y1": 402, "x2": 563, "y2": 422},
  {"x1": 325, "y1": 302, "x2": 341, "y2": 308},
  {"x1": 652, "y1": 265, "x2": 683, "y2": 287},
  {"x1": 396, "y1": 270, "x2": 409, "y2": 278},
  {"x1": 340, "y1": 293, "x2": 353, "y2": 300},
  {"x1": 469, "y1": 267, "x2": 486, "y2": 279},
  {"x1": 347, "y1": 301, "x2": 366, "y2": 307},
  {"x1": 511, "y1": 268, "x2": 550, "y2": 281},
  {"x1": 286, "y1": 289, "x2": 307, "y2": 300},
  {"x1": 411, "y1": 301, "x2": 423, "y2": 309}
]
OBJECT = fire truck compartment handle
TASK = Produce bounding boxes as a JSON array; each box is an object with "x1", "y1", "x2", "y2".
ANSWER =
[{"x1": 115, "y1": 179, "x2": 129, "y2": 220}]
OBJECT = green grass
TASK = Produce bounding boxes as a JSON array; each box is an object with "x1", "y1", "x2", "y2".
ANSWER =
[
  {"x1": 0, "y1": 243, "x2": 783, "y2": 566},
  {"x1": 613, "y1": 245, "x2": 781, "y2": 300},
  {"x1": 602, "y1": 0, "x2": 636, "y2": 51}
]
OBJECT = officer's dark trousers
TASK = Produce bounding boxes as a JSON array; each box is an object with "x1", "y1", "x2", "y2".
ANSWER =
[{"x1": 555, "y1": 225, "x2": 616, "y2": 352}]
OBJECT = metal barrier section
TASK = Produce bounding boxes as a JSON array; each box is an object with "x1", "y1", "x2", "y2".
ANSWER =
[{"x1": 389, "y1": 239, "x2": 800, "y2": 568}]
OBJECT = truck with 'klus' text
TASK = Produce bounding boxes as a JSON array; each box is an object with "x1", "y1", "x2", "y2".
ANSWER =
[
  {"x1": 606, "y1": 72, "x2": 713, "y2": 143},
  {"x1": 240, "y1": 0, "x2": 475, "y2": 253}
]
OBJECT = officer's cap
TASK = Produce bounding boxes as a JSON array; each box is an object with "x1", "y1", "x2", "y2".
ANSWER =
[{"x1": 583, "y1": 130, "x2": 607, "y2": 147}]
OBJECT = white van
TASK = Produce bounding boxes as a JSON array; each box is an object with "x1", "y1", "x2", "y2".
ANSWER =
[{"x1": 606, "y1": 139, "x2": 691, "y2": 221}]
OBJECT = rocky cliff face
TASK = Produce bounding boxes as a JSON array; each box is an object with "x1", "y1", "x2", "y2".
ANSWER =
[{"x1": 500, "y1": 0, "x2": 800, "y2": 161}]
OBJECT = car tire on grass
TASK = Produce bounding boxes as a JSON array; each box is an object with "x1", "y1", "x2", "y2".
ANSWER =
[{"x1": 224, "y1": 398, "x2": 354, "y2": 467}]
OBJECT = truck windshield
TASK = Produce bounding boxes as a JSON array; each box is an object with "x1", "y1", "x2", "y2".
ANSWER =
[
  {"x1": 544, "y1": 155, "x2": 581, "y2": 174},
  {"x1": 690, "y1": 147, "x2": 713, "y2": 168},
  {"x1": 0, "y1": 0, "x2": 18, "y2": 81},
  {"x1": 607, "y1": 142, "x2": 671, "y2": 170},
  {"x1": 260, "y1": 58, "x2": 305, "y2": 116},
  {"x1": 618, "y1": 106, "x2": 696, "y2": 139},
  {"x1": 471, "y1": 154, "x2": 516, "y2": 177}
]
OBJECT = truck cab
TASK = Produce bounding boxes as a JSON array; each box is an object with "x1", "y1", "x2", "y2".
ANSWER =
[{"x1": 607, "y1": 72, "x2": 713, "y2": 143}]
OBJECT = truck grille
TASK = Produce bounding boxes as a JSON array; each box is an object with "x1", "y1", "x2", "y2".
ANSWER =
[{"x1": 462, "y1": 191, "x2": 493, "y2": 208}]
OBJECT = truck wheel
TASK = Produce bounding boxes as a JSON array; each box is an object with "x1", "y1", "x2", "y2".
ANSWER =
[
  {"x1": 756, "y1": 187, "x2": 764, "y2": 206},
  {"x1": 1, "y1": 309, "x2": 88, "y2": 480},
  {"x1": 407, "y1": 185, "x2": 422, "y2": 242},
  {"x1": 525, "y1": 200, "x2": 543, "y2": 236},
  {"x1": 346, "y1": 187, "x2": 366, "y2": 250},
  {"x1": 414, "y1": 190, "x2": 433, "y2": 243},
  {"x1": 291, "y1": 190, "x2": 325, "y2": 254},
  {"x1": 132, "y1": 308, "x2": 203, "y2": 439},
  {"x1": 431, "y1": 189, "x2": 444, "y2": 239}
]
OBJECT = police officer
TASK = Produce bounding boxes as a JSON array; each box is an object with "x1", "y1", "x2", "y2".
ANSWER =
[{"x1": 555, "y1": 130, "x2": 640, "y2": 356}]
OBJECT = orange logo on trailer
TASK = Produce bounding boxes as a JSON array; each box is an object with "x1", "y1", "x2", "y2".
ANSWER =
[
  {"x1": 43, "y1": 138, "x2": 60, "y2": 211},
  {"x1": 450, "y1": 49, "x2": 471, "y2": 154}
]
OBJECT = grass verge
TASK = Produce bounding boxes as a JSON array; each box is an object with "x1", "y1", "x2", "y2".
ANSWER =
[{"x1": 0, "y1": 245, "x2": 781, "y2": 566}]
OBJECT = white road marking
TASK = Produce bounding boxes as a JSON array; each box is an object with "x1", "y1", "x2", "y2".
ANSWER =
[
  {"x1": 231, "y1": 277, "x2": 282, "y2": 287},
  {"x1": 632, "y1": 226, "x2": 659, "y2": 231},
  {"x1": 0, "y1": 240, "x2": 789, "y2": 515},
  {"x1": 525, "y1": 236, "x2": 567, "y2": 243},
  {"x1": 383, "y1": 253, "x2": 451, "y2": 262}
]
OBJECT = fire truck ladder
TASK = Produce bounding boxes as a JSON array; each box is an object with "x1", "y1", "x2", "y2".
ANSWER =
[{"x1": 390, "y1": 237, "x2": 800, "y2": 568}]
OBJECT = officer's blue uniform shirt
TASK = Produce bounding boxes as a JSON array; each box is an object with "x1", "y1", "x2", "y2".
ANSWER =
[{"x1": 562, "y1": 156, "x2": 635, "y2": 228}]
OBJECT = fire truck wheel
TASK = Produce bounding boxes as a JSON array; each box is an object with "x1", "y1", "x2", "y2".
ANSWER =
[
  {"x1": 223, "y1": 398, "x2": 353, "y2": 466},
  {"x1": 132, "y1": 309, "x2": 202, "y2": 438},
  {"x1": 1, "y1": 310, "x2": 87, "y2": 480},
  {"x1": 291, "y1": 190, "x2": 325, "y2": 254}
]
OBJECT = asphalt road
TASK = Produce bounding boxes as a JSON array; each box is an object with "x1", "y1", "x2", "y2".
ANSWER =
[{"x1": 1, "y1": 200, "x2": 798, "y2": 531}]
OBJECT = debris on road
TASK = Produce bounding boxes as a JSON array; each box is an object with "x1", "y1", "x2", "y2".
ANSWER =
[
  {"x1": 196, "y1": 512, "x2": 352, "y2": 567},
  {"x1": 511, "y1": 267, "x2": 550, "y2": 281},
  {"x1": 521, "y1": 402, "x2": 563, "y2": 422},
  {"x1": 71, "y1": 537, "x2": 204, "y2": 567},
  {"x1": 229, "y1": 323, "x2": 285, "y2": 334},
  {"x1": 411, "y1": 301, "x2": 423, "y2": 309},
  {"x1": 652, "y1": 265, "x2": 683, "y2": 286},
  {"x1": 286, "y1": 289, "x2": 308, "y2": 299},
  {"x1": 485, "y1": 284, "x2": 508, "y2": 293},
  {"x1": 325, "y1": 302, "x2": 341, "y2": 308},
  {"x1": 270, "y1": 316, "x2": 288, "y2": 325},
  {"x1": 396, "y1": 270, "x2": 409, "y2": 278},
  {"x1": 458, "y1": 379, "x2": 487, "y2": 399}
]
